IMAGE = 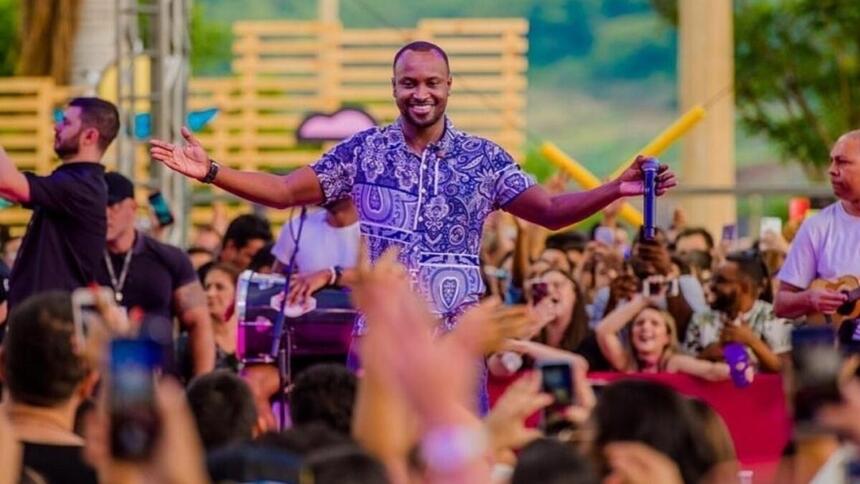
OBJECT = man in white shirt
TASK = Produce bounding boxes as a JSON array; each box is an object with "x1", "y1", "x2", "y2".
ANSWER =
[
  {"x1": 775, "y1": 130, "x2": 860, "y2": 319},
  {"x1": 271, "y1": 198, "x2": 361, "y2": 302}
]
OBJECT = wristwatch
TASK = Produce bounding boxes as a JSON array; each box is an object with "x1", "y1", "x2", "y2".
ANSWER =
[{"x1": 201, "y1": 159, "x2": 220, "y2": 184}]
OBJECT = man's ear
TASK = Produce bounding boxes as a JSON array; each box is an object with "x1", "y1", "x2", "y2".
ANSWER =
[
  {"x1": 81, "y1": 127, "x2": 100, "y2": 148},
  {"x1": 78, "y1": 370, "x2": 101, "y2": 399},
  {"x1": 220, "y1": 240, "x2": 237, "y2": 261},
  {"x1": 738, "y1": 277, "x2": 757, "y2": 297}
]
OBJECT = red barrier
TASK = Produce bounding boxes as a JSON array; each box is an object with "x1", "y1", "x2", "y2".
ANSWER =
[{"x1": 488, "y1": 371, "x2": 791, "y2": 467}]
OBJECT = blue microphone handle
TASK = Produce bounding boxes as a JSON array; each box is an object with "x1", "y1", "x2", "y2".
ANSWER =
[{"x1": 642, "y1": 158, "x2": 659, "y2": 240}]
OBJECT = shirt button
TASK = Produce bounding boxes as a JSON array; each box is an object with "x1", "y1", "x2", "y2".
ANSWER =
[{"x1": 418, "y1": 216, "x2": 424, "y2": 222}]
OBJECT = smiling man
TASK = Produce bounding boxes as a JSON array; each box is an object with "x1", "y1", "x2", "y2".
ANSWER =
[
  {"x1": 775, "y1": 130, "x2": 860, "y2": 320},
  {"x1": 151, "y1": 42, "x2": 676, "y2": 404},
  {"x1": 0, "y1": 98, "x2": 118, "y2": 309}
]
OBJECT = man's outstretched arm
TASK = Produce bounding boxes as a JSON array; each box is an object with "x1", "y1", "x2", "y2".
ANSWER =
[
  {"x1": 151, "y1": 127, "x2": 324, "y2": 209},
  {"x1": 0, "y1": 146, "x2": 30, "y2": 204},
  {"x1": 504, "y1": 156, "x2": 677, "y2": 230}
]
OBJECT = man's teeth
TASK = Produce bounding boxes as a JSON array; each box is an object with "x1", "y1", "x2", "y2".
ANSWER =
[{"x1": 411, "y1": 105, "x2": 432, "y2": 114}]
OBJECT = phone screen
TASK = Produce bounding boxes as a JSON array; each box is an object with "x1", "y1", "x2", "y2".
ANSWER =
[
  {"x1": 148, "y1": 192, "x2": 174, "y2": 227},
  {"x1": 72, "y1": 287, "x2": 114, "y2": 346},
  {"x1": 595, "y1": 226, "x2": 615, "y2": 246},
  {"x1": 541, "y1": 362, "x2": 573, "y2": 405},
  {"x1": 531, "y1": 282, "x2": 549, "y2": 305},
  {"x1": 721, "y1": 223, "x2": 737, "y2": 242},
  {"x1": 110, "y1": 338, "x2": 161, "y2": 460},
  {"x1": 540, "y1": 362, "x2": 574, "y2": 434},
  {"x1": 760, "y1": 217, "x2": 782, "y2": 237}
]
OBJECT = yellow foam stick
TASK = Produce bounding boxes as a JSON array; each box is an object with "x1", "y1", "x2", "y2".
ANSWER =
[
  {"x1": 608, "y1": 105, "x2": 706, "y2": 181},
  {"x1": 540, "y1": 141, "x2": 644, "y2": 227}
]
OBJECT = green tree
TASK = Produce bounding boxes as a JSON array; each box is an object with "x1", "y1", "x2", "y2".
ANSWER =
[
  {"x1": 0, "y1": 0, "x2": 19, "y2": 76},
  {"x1": 189, "y1": 3, "x2": 232, "y2": 76},
  {"x1": 653, "y1": 0, "x2": 860, "y2": 178},
  {"x1": 528, "y1": 0, "x2": 594, "y2": 65}
]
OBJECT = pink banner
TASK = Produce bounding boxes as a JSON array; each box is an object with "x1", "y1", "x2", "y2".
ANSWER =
[{"x1": 489, "y1": 372, "x2": 791, "y2": 467}]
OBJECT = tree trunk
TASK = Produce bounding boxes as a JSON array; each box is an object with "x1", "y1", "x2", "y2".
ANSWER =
[
  {"x1": 16, "y1": 0, "x2": 83, "y2": 84},
  {"x1": 70, "y1": 0, "x2": 117, "y2": 90}
]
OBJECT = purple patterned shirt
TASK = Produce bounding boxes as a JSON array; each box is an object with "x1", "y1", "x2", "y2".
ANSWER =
[{"x1": 311, "y1": 117, "x2": 535, "y2": 333}]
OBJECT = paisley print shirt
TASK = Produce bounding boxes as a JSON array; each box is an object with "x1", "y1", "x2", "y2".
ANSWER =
[{"x1": 311, "y1": 117, "x2": 535, "y2": 333}]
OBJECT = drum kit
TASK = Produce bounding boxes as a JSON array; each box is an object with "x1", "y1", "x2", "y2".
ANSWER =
[{"x1": 235, "y1": 271, "x2": 356, "y2": 369}]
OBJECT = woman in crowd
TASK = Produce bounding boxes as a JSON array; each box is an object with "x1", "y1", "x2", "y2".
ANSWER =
[
  {"x1": 489, "y1": 267, "x2": 609, "y2": 378},
  {"x1": 204, "y1": 262, "x2": 242, "y2": 372},
  {"x1": 595, "y1": 292, "x2": 729, "y2": 380}
]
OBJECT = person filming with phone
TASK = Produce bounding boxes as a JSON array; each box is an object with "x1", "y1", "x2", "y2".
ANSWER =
[
  {"x1": 0, "y1": 98, "x2": 118, "y2": 311},
  {"x1": 0, "y1": 292, "x2": 100, "y2": 483}
]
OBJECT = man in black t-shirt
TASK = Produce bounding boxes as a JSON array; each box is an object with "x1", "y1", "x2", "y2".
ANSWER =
[
  {"x1": 0, "y1": 97, "x2": 119, "y2": 309},
  {"x1": 1, "y1": 292, "x2": 99, "y2": 484},
  {"x1": 95, "y1": 172, "x2": 215, "y2": 376}
]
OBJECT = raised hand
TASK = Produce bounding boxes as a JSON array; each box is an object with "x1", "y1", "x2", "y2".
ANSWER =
[
  {"x1": 484, "y1": 371, "x2": 552, "y2": 462},
  {"x1": 614, "y1": 155, "x2": 678, "y2": 197},
  {"x1": 457, "y1": 298, "x2": 536, "y2": 354},
  {"x1": 149, "y1": 126, "x2": 211, "y2": 180},
  {"x1": 604, "y1": 442, "x2": 684, "y2": 484}
]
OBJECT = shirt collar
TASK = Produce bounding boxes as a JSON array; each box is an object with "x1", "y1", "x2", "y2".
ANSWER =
[{"x1": 388, "y1": 116, "x2": 459, "y2": 155}]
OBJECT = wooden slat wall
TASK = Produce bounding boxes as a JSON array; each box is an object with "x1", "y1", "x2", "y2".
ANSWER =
[{"x1": 0, "y1": 17, "x2": 528, "y2": 233}]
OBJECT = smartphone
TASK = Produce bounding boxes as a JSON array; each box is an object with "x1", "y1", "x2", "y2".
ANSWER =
[
  {"x1": 595, "y1": 226, "x2": 615, "y2": 246},
  {"x1": 641, "y1": 276, "x2": 666, "y2": 297},
  {"x1": 540, "y1": 361, "x2": 574, "y2": 434},
  {"x1": 791, "y1": 326, "x2": 842, "y2": 433},
  {"x1": 760, "y1": 217, "x2": 782, "y2": 237},
  {"x1": 531, "y1": 281, "x2": 549, "y2": 304},
  {"x1": 110, "y1": 338, "x2": 162, "y2": 460},
  {"x1": 721, "y1": 223, "x2": 737, "y2": 243},
  {"x1": 71, "y1": 286, "x2": 115, "y2": 346},
  {"x1": 148, "y1": 192, "x2": 174, "y2": 227}
]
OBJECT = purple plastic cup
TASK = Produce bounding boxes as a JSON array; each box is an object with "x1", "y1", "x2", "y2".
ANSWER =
[{"x1": 723, "y1": 342, "x2": 754, "y2": 388}]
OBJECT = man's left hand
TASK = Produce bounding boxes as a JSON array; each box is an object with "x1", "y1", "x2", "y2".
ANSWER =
[{"x1": 615, "y1": 155, "x2": 677, "y2": 197}]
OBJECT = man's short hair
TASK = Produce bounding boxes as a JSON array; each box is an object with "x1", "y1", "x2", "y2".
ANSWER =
[
  {"x1": 393, "y1": 40, "x2": 450, "y2": 73},
  {"x1": 69, "y1": 97, "x2": 120, "y2": 152},
  {"x1": 545, "y1": 231, "x2": 588, "y2": 253},
  {"x1": 726, "y1": 250, "x2": 769, "y2": 289},
  {"x1": 676, "y1": 227, "x2": 715, "y2": 251},
  {"x1": 304, "y1": 444, "x2": 389, "y2": 484},
  {"x1": 2, "y1": 291, "x2": 88, "y2": 407},
  {"x1": 223, "y1": 214, "x2": 273, "y2": 250},
  {"x1": 289, "y1": 364, "x2": 357, "y2": 435},
  {"x1": 187, "y1": 370, "x2": 258, "y2": 451}
]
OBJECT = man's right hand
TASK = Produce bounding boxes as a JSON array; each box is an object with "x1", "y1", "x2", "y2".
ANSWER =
[
  {"x1": 150, "y1": 126, "x2": 211, "y2": 180},
  {"x1": 287, "y1": 269, "x2": 331, "y2": 306},
  {"x1": 806, "y1": 287, "x2": 848, "y2": 314}
]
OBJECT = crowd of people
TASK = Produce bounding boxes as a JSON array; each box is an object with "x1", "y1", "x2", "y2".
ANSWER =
[{"x1": 0, "y1": 39, "x2": 860, "y2": 483}]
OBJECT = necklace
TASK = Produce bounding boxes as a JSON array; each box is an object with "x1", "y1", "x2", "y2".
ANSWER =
[{"x1": 104, "y1": 248, "x2": 133, "y2": 303}]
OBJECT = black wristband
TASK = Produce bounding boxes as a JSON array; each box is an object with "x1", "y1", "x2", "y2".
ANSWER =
[{"x1": 201, "y1": 159, "x2": 220, "y2": 184}]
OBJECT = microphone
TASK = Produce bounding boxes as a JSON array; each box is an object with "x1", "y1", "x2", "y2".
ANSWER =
[{"x1": 642, "y1": 157, "x2": 659, "y2": 240}]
